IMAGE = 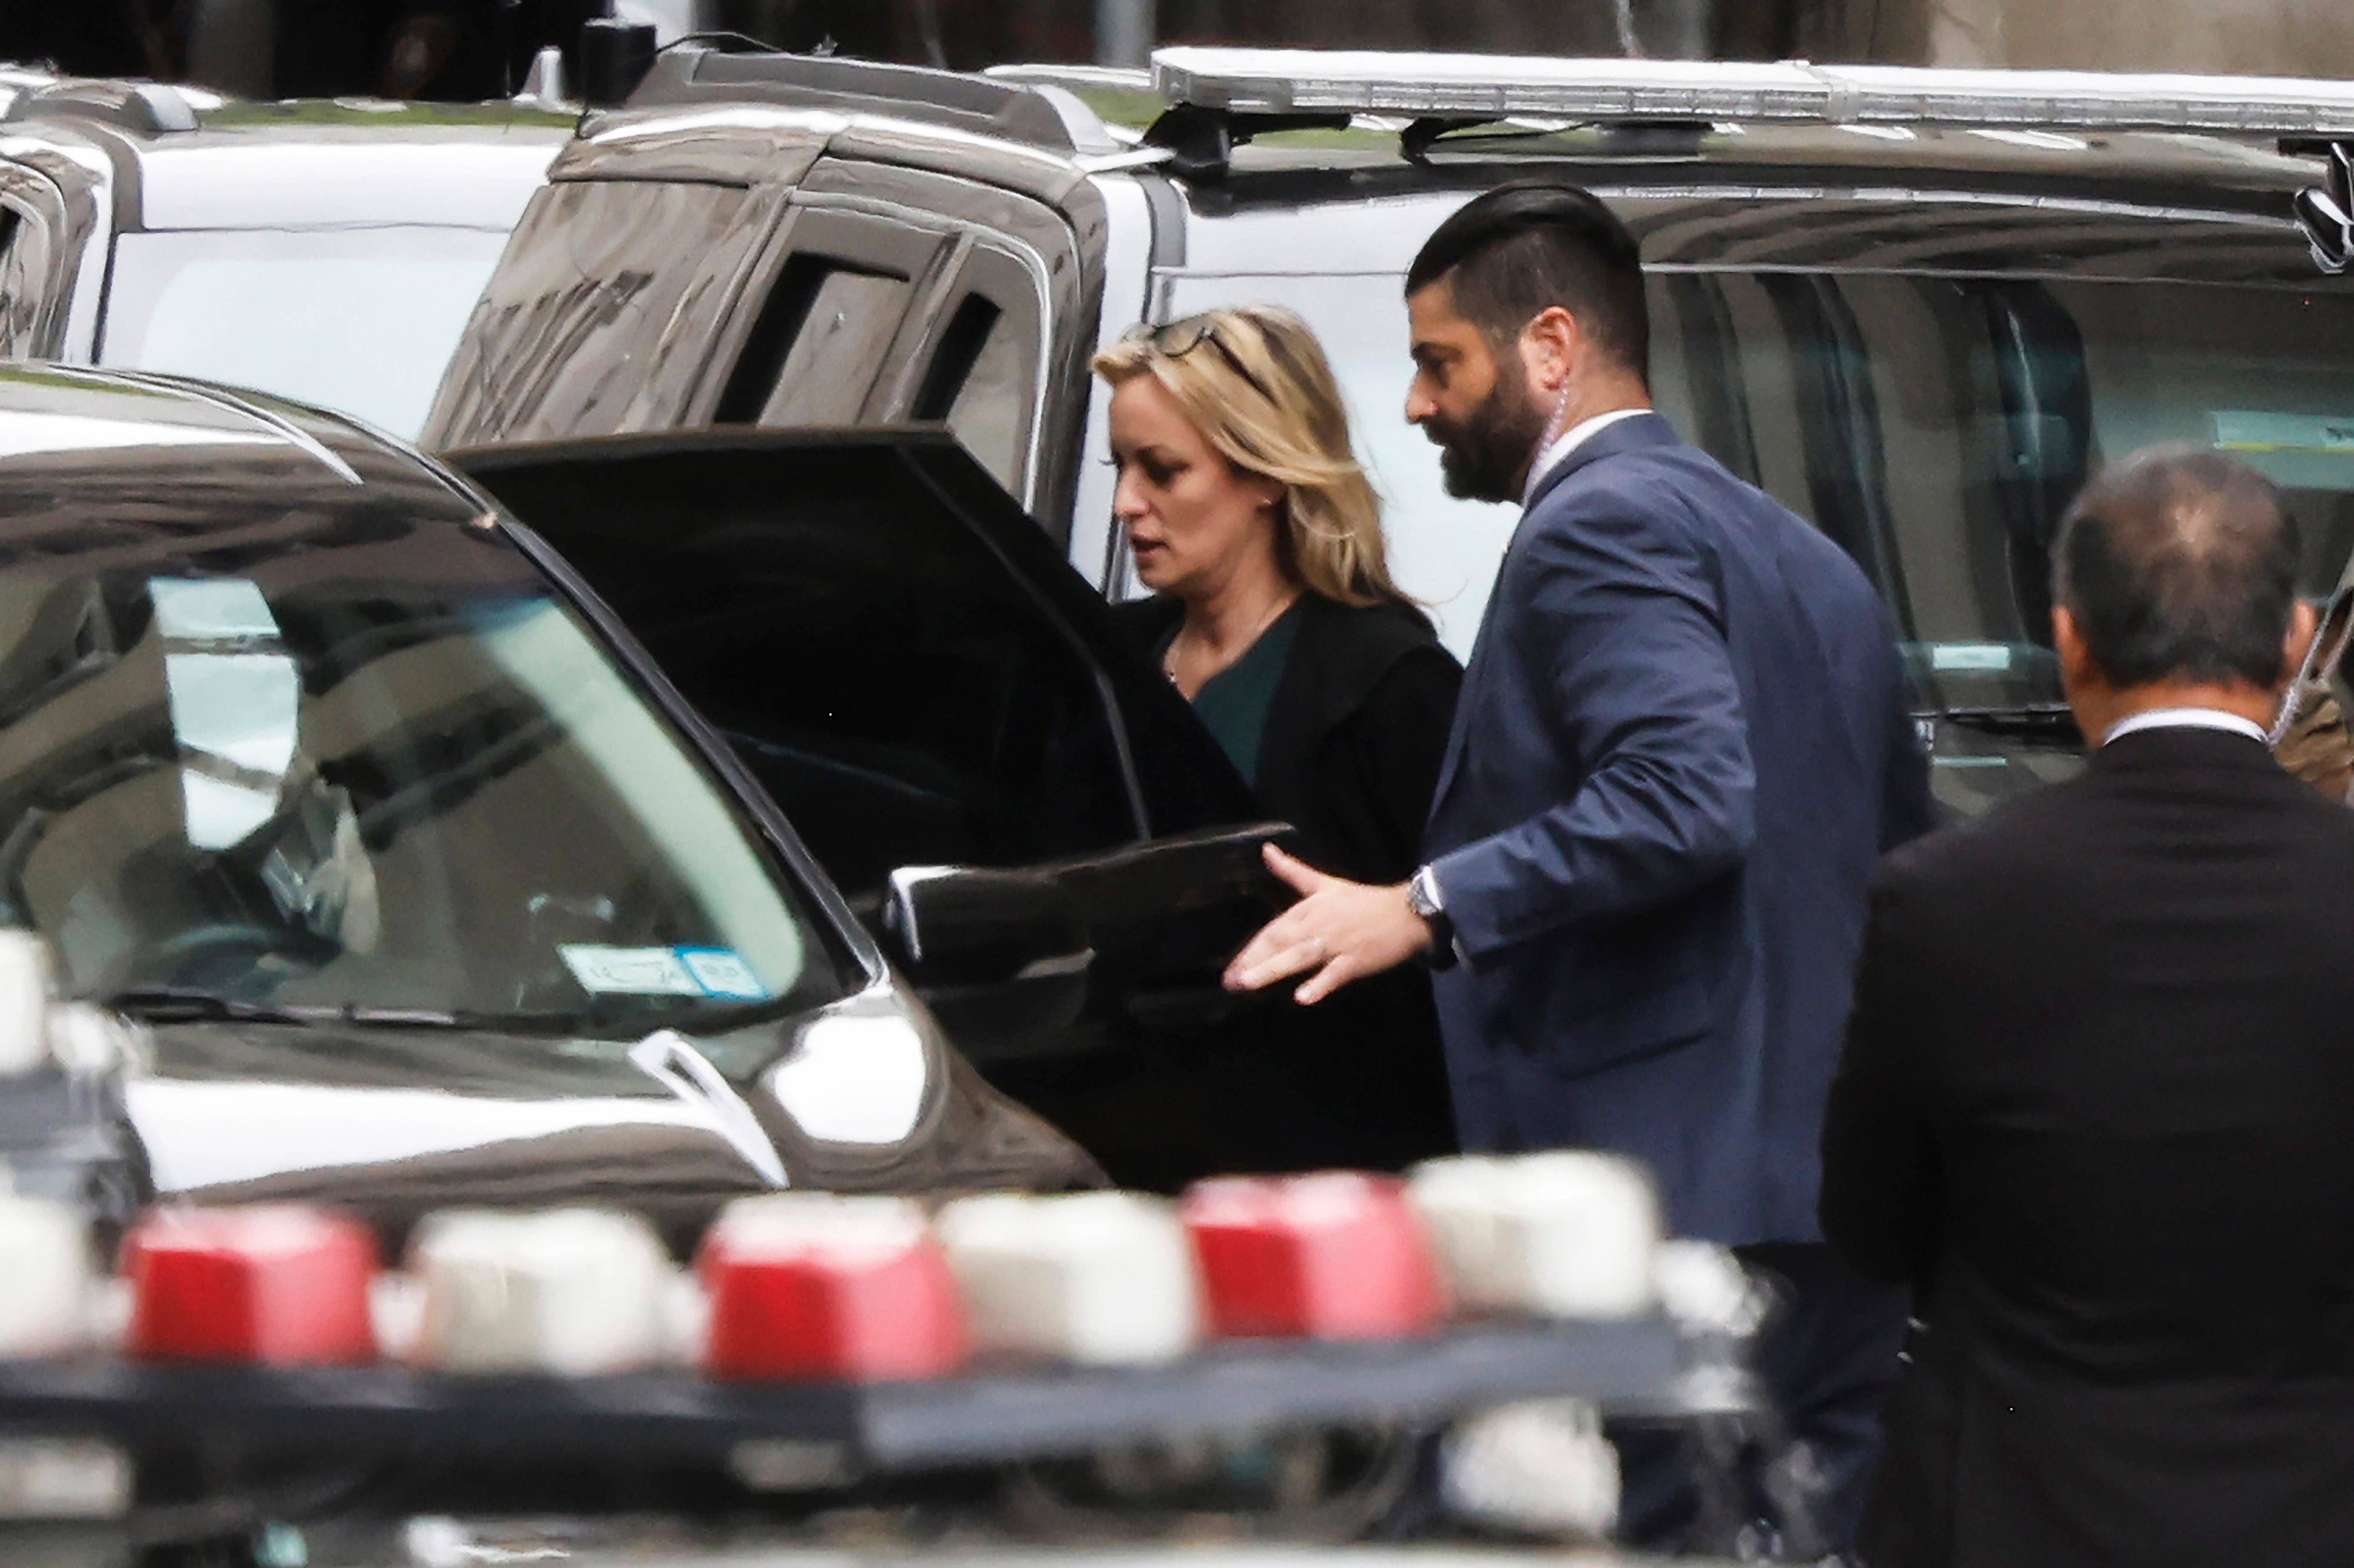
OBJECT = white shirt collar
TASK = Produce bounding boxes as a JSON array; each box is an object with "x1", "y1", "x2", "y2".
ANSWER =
[
  {"x1": 1521, "y1": 407, "x2": 1651, "y2": 507},
  {"x1": 2102, "y1": 707, "x2": 2270, "y2": 747}
]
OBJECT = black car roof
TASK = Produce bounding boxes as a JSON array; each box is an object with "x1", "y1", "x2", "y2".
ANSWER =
[{"x1": 0, "y1": 364, "x2": 483, "y2": 533}]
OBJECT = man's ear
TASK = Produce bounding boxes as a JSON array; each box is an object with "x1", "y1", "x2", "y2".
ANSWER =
[
  {"x1": 1520, "y1": 306, "x2": 1583, "y2": 397},
  {"x1": 2283, "y1": 597, "x2": 2322, "y2": 685},
  {"x1": 2053, "y1": 605, "x2": 2095, "y2": 688}
]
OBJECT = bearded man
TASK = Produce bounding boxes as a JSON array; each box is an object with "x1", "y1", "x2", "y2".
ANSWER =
[{"x1": 1223, "y1": 181, "x2": 1933, "y2": 1550}]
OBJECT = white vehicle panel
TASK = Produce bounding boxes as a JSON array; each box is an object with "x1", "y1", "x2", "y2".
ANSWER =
[
  {"x1": 1175, "y1": 191, "x2": 1467, "y2": 279},
  {"x1": 137, "y1": 138, "x2": 561, "y2": 231}
]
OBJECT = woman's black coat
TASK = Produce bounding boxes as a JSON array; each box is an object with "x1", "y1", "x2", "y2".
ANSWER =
[{"x1": 1114, "y1": 593, "x2": 1464, "y2": 1171}]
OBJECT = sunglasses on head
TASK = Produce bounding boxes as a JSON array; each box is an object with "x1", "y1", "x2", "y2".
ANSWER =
[{"x1": 1129, "y1": 314, "x2": 1275, "y2": 401}]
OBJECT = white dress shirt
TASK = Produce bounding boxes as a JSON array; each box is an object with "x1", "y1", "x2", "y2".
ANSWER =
[
  {"x1": 2101, "y1": 707, "x2": 2270, "y2": 747},
  {"x1": 1521, "y1": 406, "x2": 1653, "y2": 507}
]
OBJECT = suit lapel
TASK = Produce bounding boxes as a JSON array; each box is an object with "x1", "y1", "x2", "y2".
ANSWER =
[{"x1": 1425, "y1": 412, "x2": 1684, "y2": 835}]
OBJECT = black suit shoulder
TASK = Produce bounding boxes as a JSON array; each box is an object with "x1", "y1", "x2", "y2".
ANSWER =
[
  {"x1": 1884, "y1": 731, "x2": 2354, "y2": 888},
  {"x1": 1874, "y1": 764, "x2": 2084, "y2": 893}
]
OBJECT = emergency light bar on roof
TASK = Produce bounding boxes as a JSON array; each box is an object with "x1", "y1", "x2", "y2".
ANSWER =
[{"x1": 1149, "y1": 48, "x2": 2354, "y2": 137}]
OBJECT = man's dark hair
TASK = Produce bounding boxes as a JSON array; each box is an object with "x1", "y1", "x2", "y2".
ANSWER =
[
  {"x1": 1404, "y1": 181, "x2": 1650, "y2": 384},
  {"x1": 2053, "y1": 445, "x2": 2301, "y2": 690}
]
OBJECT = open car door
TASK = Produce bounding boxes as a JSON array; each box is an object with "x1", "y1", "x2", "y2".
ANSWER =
[{"x1": 451, "y1": 429, "x2": 1302, "y2": 1189}]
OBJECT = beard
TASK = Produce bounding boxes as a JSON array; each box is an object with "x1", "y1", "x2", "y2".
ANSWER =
[{"x1": 1426, "y1": 357, "x2": 1551, "y2": 504}]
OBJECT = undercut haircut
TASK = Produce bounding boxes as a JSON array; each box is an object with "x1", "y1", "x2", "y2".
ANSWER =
[
  {"x1": 2053, "y1": 445, "x2": 2300, "y2": 691},
  {"x1": 1404, "y1": 181, "x2": 1650, "y2": 385}
]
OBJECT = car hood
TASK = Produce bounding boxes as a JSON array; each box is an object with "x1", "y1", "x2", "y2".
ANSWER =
[{"x1": 122, "y1": 982, "x2": 1100, "y2": 1251}]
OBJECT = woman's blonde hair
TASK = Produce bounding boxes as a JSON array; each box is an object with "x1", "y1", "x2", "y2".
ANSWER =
[{"x1": 1092, "y1": 305, "x2": 1407, "y2": 609}]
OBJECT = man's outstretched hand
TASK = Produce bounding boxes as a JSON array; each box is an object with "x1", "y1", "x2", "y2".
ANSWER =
[{"x1": 1223, "y1": 843, "x2": 1433, "y2": 1006}]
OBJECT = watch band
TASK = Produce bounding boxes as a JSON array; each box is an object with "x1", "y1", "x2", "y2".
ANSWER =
[{"x1": 1407, "y1": 865, "x2": 1459, "y2": 971}]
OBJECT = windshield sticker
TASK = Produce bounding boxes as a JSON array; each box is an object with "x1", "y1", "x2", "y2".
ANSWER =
[
  {"x1": 560, "y1": 946, "x2": 704, "y2": 997},
  {"x1": 560, "y1": 944, "x2": 769, "y2": 1001},
  {"x1": 1930, "y1": 643, "x2": 2013, "y2": 673},
  {"x1": 2212, "y1": 411, "x2": 2354, "y2": 455},
  {"x1": 677, "y1": 947, "x2": 768, "y2": 1001},
  {"x1": 149, "y1": 577, "x2": 281, "y2": 642}
]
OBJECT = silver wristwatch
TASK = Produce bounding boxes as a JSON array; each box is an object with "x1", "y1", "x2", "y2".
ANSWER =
[
  {"x1": 1407, "y1": 865, "x2": 1458, "y2": 970},
  {"x1": 1406, "y1": 865, "x2": 1445, "y2": 921}
]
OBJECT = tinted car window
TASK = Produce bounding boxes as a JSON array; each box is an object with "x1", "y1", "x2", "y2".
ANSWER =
[
  {"x1": 0, "y1": 483, "x2": 850, "y2": 1031},
  {"x1": 1678, "y1": 274, "x2": 2354, "y2": 711},
  {"x1": 908, "y1": 244, "x2": 1047, "y2": 503},
  {"x1": 913, "y1": 292, "x2": 1029, "y2": 492},
  {"x1": 476, "y1": 442, "x2": 1141, "y2": 897},
  {"x1": 99, "y1": 227, "x2": 510, "y2": 439},
  {"x1": 942, "y1": 309, "x2": 1027, "y2": 489},
  {"x1": 750, "y1": 265, "x2": 913, "y2": 426}
]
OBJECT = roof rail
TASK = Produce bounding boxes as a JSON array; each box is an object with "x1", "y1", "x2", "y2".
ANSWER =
[
  {"x1": 626, "y1": 44, "x2": 1088, "y2": 152},
  {"x1": 985, "y1": 64, "x2": 1153, "y2": 95},
  {"x1": 1151, "y1": 48, "x2": 2354, "y2": 138},
  {"x1": 3, "y1": 78, "x2": 209, "y2": 135}
]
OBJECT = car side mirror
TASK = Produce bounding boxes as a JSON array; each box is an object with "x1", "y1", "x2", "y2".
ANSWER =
[{"x1": 882, "y1": 865, "x2": 1093, "y2": 1050}]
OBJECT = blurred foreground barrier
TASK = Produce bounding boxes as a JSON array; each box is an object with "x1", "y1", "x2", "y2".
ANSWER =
[{"x1": 0, "y1": 1026, "x2": 1768, "y2": 1543}]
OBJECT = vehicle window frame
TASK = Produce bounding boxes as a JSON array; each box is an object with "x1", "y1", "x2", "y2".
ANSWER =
[{"x1": 895, "y1": 239, "x2": 1050, "y2": 507}]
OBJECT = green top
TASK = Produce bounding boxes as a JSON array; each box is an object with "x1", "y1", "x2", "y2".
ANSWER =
[{"x1": 1165, "y1": 604, "x2": 1304, "y2": 787}]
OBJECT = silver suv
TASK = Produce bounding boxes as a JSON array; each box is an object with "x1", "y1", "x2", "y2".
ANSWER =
[
  {"x1": 0, "y1": 76, "x2": 569, "y2": 438},
  {"x1": 425, "y1": 44, "x2": 2354, "y2": 812}
]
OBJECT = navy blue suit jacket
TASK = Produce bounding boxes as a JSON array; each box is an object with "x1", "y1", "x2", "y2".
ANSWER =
[{"x1": 1425, "y1": 412, "x2": 1930, "y2": 1246}]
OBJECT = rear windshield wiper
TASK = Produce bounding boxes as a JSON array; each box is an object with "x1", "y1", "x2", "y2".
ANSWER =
[{"x1": 1938, "y1": 705, "x2": 2083, "y2": 743}]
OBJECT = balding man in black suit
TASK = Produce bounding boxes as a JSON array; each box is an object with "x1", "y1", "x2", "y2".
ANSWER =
[{"x1": 1821, "y1": 446, "x2": 2354, "y2": 1568}]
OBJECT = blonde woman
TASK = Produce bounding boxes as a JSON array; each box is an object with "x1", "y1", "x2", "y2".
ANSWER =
[{"x1": 1095, "y1": 305, "x2": 1462, "y2": 1170}]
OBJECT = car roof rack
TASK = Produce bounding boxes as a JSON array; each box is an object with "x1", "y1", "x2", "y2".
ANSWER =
[
  {"x1": 627, "y1": 43, "x2": 1090, "y2": 152},
  {"x1": 2, "y1": 77, "x2": 214, "y2": 135}
]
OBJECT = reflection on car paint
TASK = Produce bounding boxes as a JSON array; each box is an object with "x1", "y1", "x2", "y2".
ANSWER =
[{"x1": 767, "y1": 1007, "x2": 932, "y2": 1146}]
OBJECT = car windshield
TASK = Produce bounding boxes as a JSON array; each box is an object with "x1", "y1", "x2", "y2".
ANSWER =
[
  {"x1": 1175, "y1": 265, "x2": 2354, "y2": 713},
  {"x1": 0, "y1": 497, "x2": 852, "y2": 1033},
  {"x1": 97, "y1": 227, "x2": 510, "y2": 438}
]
